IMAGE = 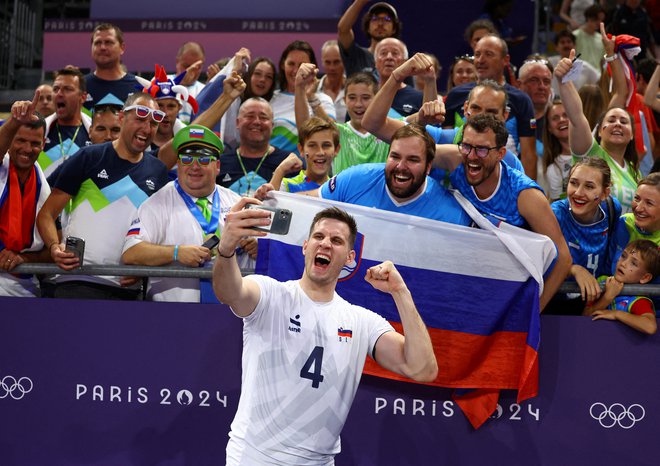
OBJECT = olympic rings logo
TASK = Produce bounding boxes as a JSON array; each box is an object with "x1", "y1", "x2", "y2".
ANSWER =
[
  {"x1": 0, "y1": 376, "x2": 33, "y2": 400},
  {"x1": 589, "y1": 402, "x2": 645, "y2": 429}
]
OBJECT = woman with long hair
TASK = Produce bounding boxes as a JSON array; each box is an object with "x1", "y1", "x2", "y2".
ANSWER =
[
  {"x1": 542, "y1": 99, "x2": 572, "y2": 201},
  {"x1": 548, "y1": 157, "x2": 622, "y2": 314},
  {"x1": 555, "y1": 31, "x2": 640, "y2": 212}
]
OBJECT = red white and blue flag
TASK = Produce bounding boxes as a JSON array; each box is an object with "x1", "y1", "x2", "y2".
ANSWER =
[
  {"x1": 189, "y1": 128, "x2": 204, "y2": 138},
  {"x1": 255, "y1": 192, "x2": 556, "y2": 429}
]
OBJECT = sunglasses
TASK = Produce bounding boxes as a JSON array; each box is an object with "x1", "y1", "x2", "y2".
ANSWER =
[
  {"x1": 123, "y1": 105, "x2": 166, "y2": 123},
  {"x1": 178, "y1": 154, "x2": 218, "y2": 166},
  {"x1": 458, "y1": 142, "x2": 499, "y2": 158},
  {"x1": 454, "y1": 54, "x2": 474, "y2": 63}
]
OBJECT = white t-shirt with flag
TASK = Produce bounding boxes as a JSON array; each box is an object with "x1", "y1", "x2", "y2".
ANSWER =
[{"x1": 226, "y1": 275, "x2": 393, "y2": 465}]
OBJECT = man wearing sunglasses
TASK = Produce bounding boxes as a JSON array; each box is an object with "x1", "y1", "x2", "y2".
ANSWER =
[
  {"x1": 337, "y1": 1, "x2": 401, "y2": 80},
  {"x1": 37, "y1": 92, "x2": 169, "y2": 300},
  {"x1": 122, "y1": 125, "x2": 256, "y2": 302}
]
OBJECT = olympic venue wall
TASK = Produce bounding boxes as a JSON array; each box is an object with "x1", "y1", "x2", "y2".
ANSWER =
[{"x1": 1, "y1": 297, "x2": 658, "y2": 465}]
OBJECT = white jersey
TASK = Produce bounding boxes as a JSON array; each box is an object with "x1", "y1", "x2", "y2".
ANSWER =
[
  {"x1": 122, "y1": 181, "x2": 241, "y2": 302},
  {"x1": 227, "y1": 275, "x2": 393, "y2": 465}
]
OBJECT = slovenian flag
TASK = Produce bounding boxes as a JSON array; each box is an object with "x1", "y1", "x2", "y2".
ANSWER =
[
  {"x1": 338, "y1": 328, "x2": 353, "y2": 338},
  {"x1": 189, "y1": 128, "x2": 204, "y2": 138},
  {"x1": 126, "y1": 228, "x2": 140, "y2": 236},
  {"x1": 255, "y1": 192, "x2": 556, "y2": 429}
]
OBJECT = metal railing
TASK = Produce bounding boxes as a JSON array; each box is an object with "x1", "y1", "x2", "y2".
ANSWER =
[{"x1": 10, "y1": 263, "x2": 660, "y2": 297}]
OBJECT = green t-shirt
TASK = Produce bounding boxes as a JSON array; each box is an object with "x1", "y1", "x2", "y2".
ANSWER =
[
  {"x1": 332, "y1": 122, "x2": 390, "y2": 175},
  {"x1": 574, "y1": 139, "x2": 640, "y2": 214}
]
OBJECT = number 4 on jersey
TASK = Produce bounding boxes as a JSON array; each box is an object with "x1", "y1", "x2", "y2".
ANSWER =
[{"x1": 300, "y1": 346, "x2": 324, "y2": 388}]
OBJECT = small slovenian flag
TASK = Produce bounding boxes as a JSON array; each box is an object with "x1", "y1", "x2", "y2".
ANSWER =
[
  {"x1": 190, "y1": 128, "x2": 204, "y2": 138},
  {"x1": 338, "y1": 327, "x2": 353, "y2": 339},
  {"x1": 530, "y1": 118, "x2": 537, "y2": 130},
  {"x1": 127, "y1": 228, "x2": 140, "y2": 236}
]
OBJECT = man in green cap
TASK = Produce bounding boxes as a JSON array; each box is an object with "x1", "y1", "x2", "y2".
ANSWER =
[{"x1": 122, "y1": 124, "x2": 257, "y2": 302}]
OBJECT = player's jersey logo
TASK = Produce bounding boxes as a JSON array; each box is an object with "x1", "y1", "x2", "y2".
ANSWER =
[
  {"x1": 288, "y1": 314, "x2": 301, "y2": 333},
  {"x1": 339, "y1": 231, "x2": 364, "y2": 282}
]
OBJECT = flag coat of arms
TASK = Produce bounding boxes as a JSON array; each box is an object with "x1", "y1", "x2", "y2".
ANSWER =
[{"x1": 254, "y1": 192, "x2": 557, "y2": 428}]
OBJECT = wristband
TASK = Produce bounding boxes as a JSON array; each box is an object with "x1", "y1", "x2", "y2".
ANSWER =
[
  {"x1": 603, "y1": 53, "x2": 618, "y2": 63},
  {"x1": 218, "y1": 249, "x2": 236, "y2": 259},
  {"x1": 173, "y1": 245, "x2": 179, "y2": 261}
]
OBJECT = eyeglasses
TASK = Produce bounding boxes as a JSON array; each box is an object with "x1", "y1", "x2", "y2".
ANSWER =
[
  {"x1": 370, "y1": 15, "x2": 393, "y2": 23},
  {"x1": 178, "y1": 154, "x2": 218, "y2": 166},
  {"x1": 123, "y1": 105, "x2": 166, "y2": 123},
  {"x1": 458, "y1": 142, "x2": 499, "y2": 158}
]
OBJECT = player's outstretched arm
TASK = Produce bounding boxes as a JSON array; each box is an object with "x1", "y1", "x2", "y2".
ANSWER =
[
  {"x1": 366, "y1": 261, "x2": 438, "y2": 382},
  {"x1": 212, "y1": 197, "x2": 270, "y2": 317}
]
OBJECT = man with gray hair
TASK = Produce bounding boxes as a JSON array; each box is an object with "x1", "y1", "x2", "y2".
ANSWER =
[
  {"x1": 218, "y1": 97, "x2": 294, "y2": 196},
  {"x1": 318, "y1": 40, "x2": 347, "y2": 123},
  {"x1": 374, "y1": 38, "x2": 425, "y2": 118}
]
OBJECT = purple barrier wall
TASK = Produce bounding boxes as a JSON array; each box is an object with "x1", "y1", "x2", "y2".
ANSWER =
[{"x1": 1, "y1": 297, "x2": 658, "y2": 465}]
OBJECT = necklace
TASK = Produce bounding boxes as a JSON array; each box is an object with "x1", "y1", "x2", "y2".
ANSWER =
[
  {"x1": 57, "y1": 123, "x2": 82, "y2": 161},
  {"x1": 236, "y1": 147, "x2": 271, "y2": 195}
]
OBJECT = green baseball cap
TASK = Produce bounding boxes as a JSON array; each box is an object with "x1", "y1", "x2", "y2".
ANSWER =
[{"x1": 172, "y1": 125, "x2": 224, "y2": 158}]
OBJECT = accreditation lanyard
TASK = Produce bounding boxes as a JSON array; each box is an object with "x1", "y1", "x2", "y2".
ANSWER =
[
  {"x1": 174, "y1": 180, "x2": 220, "y2": 235},
  {"x1": 57, "y1": 123, "x2": 82, "y2": 161},
  {"x1": 236, "y1": 148, "x2": 270, "y2": 194}
]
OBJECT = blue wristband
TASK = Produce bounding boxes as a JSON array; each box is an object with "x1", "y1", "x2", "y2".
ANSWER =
[{"x1": 173, "y1": 245, "x2": 179, "y2": 261}]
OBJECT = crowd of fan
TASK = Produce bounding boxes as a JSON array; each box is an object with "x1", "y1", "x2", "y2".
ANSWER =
[{"x1": 1, "y1": 0, "x2": 660, "y2": 333}]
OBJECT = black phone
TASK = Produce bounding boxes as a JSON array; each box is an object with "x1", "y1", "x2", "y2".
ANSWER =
[
  {"x1": 65, "y1": 236, "x2": 85, "y2": 265},
  {"x1": 247, "y1": 205, "x2": 292, "y2": 235},
  {"x1": 202, "y1": 234, "x2": 220, "y2": 249}
]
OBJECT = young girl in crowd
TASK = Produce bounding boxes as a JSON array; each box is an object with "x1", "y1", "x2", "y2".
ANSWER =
[
  {"x1": 548, "y1": 157, "x2": 621, "y2": 314},
  {"x1": 542, "y1": 99, "x2": 571, "y2": 201},
  {"x1": 585, "y1": 239, "x2": 659, "y2": 335},
  {"x1": 555, "y1": 46, "x2": 640, "y2": 213},
  {"x1": 445, "y1": 55, "x2": 477, "y2": 94}
]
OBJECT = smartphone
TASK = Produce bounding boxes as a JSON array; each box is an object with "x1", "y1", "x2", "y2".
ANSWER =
[
  {"x1": 202, "y1": 234, "x2": 220, "y2": 250},
  {"x1": 247, "y1": 205, "x2": 292, "y2": 235},
  {"x1": 65, "y1": 236, "x2": 85, "y2": 265}
]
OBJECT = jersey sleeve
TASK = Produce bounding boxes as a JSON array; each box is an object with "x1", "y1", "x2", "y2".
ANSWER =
[
  {"x1": 426, "y1": 125, "x2": 456, "y2": 144},
  {"x1": 514, "y1": 93, "x2": 536, "y2": 138},
  {"x1": 319, "y1": 168, "x2": 355, "y2": 202},
  {"x1": 122, "y1": 195, "x2": 164, "y2": 253},
  {"x1": 50, "y1": 151, "x2": 88, "y2": 196},
  {"x1": 629, "y1": 297, "x2": 655, "y2": 316}
]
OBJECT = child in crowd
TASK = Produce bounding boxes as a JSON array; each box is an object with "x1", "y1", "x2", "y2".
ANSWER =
[
  {"x1": 269, "y1": 117, "x2": 338, "y2": 193},
  {"x1": 585, "y1": 239, "x2": 660, "y2": 335}
]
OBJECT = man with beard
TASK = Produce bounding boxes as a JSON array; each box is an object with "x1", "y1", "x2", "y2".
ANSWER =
[
  {"x1": 439, "y1": 114, "x2": 572, "y2": 310},
  {"x1": 264, "y1": 124, "x2": 470, "y2": 225},
  {"x1": 337, "y1": 1, "x2": 402, "y2": 80},
  {"x1": 37, "y1": 92, "x2": 169, "y2": 299},
  {"x1": 213, "y1": 204, "x2": 437, "y2": 464}
]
